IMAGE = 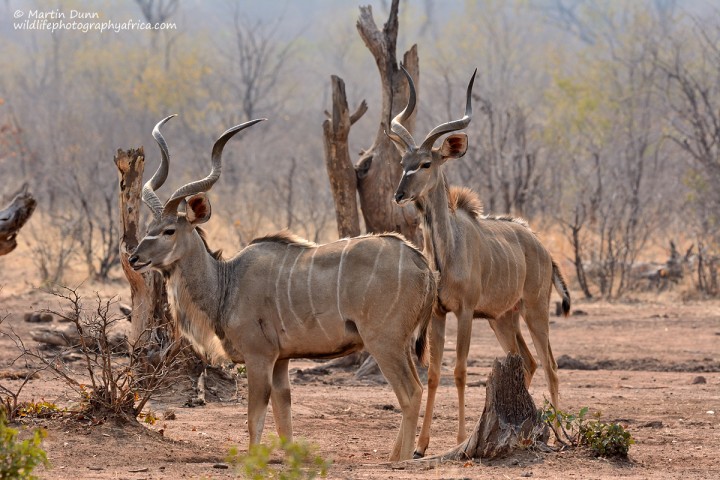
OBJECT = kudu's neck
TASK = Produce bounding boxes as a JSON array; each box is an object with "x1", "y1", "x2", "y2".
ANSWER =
[
  {"x1": 169, "y1": 231, "x2": 225, "y2": 319},
  {"x1": 416, "y1": 173, "x2": 455, "y2": 274}
]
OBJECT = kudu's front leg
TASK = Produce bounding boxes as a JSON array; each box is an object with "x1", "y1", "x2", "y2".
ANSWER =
[
  {"x1": 245, "y1": 359, "x2": 273, "y2": 446},
  {"x1": 454, "y1": 309, "x2": 474, "y2": 444}
]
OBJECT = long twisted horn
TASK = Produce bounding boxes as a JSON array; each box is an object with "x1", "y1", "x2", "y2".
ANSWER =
[
  {"x1": 389, "y1": 66, "x2": 419, "y2": 150},
  {"x1": 142, "y1": 115, "x2": 177, "y2": 219},
  {"x1": 162, "y1": 118, "x2": 267, "y2": 217},
  {"x1": 419, "y1": 68, "x2": 476, "y2": 152}
]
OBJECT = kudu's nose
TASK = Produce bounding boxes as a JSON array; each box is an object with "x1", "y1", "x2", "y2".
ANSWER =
[
  {"x1": 128, "y1": 254, "x2": 139, "y2": 265},
  {"x1": 394, "y1": 191, "x2": 405, "y2": 204}
]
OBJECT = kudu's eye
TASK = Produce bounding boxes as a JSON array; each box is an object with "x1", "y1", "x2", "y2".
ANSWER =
[
  {"x1": 163, "y1": 228, "x2": 176, "y2": 236},
  {"x1": 421, "y1": 162, "x2": 432, "y2": 169}
]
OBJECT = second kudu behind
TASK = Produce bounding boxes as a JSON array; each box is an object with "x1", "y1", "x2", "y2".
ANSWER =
[
  {"x1": 388, "y1": 67, "x2": 571, "y2": 457},
  {"x1": 128, "y1": 115, "x2": 437, "y2": 461}
]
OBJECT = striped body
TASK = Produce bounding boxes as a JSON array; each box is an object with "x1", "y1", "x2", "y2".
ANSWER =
[
  {"x1": 169, "y1": 232, "x2": 434, "y2": 365},
  {"x1": 134, "y1": 225, "x2": 434, "y2": 461}
]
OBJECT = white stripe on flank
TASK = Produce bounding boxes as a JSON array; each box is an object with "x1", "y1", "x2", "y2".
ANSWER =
[
  {"x1": 534, "y1": 237, "x2": 544, "y2": 302},
  {"x1": 361, "y1": 242, "x2": 385, "y2": 311},
  {"x1": 511, "y1": 229, "x2": 522, "y2": 294},
  {"x1": 505, "y1": 238, "x2": 512, "y2": 291},
  {"x1": 336, "y1": 239, "x2": 351, "y2": 322},
  {"x1": 307, "y1": 248, "x2": 318, "y2": 315},
  {"x1": 485, "y1": 247, "x2": 493, "y2": 291},
  {"x1": 274, "y1": 246, "x2": 290, "y2": 333},
  {"x1": 384, "y1": 246, "x2": 404, "y2": 321},
  {"x1": 305, "y1": 247, "x2": 330, "y2": 339},
  {"x1": 287, "y1": 249, "x2": 304, "y2": 325}
]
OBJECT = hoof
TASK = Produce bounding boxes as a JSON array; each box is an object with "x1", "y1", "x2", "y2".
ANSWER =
[{"x1": 413, "y1": 450, "x2": 425, "y2": 459}]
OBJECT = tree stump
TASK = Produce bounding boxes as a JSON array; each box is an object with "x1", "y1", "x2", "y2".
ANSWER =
[
  {"x1": 429, "y1": 354, "x2": 549, "y2": 462},
  {"x1": 323, "y1": 75, "x2": 366, "y2": 239},
  {"x1": 0, "y1": 188, "x2": 36, "y2": 256},
  {"x1": 355, "y1": 0, "x2": 421, "y2": 245}
]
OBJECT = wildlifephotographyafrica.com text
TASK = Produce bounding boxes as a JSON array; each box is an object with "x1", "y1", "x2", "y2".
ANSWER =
[{"x1": 13, "y1": 8, "x2": 176, "y2": 34}]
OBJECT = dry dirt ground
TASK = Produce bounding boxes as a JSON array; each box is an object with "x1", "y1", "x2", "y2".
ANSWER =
[{"x1": 1, "y1": 270, "x2": 719, "y2": 479}]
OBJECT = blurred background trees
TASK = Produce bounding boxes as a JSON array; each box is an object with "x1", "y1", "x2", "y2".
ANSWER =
[{"x1": 0, "y1": 0, "x2": 716, "y2": 297}]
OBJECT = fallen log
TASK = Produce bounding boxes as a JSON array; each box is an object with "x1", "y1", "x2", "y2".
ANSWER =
[
  {"x1": 0, "y1": 187, "x2": 36, "y2": 256},
  {"x1": 30, "y1": 326, "x2": 126, "y2": 351}
]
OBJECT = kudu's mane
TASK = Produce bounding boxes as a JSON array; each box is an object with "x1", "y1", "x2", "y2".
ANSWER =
[
  {"x1": 448, "y1": 186, "x2": 483, "y2": 219},
  {"x1": 447, "y1": 185, "x2": 529, "y2": 228},
  {"x1": 249, "y1": 230, "x2": 426, "y2": 258},
  {"x1": 250, "y1": 231, "x2": 318, "y2": 248},
  {"x1": 196, "y1": 227, "x2": 223, "y2": 260}
]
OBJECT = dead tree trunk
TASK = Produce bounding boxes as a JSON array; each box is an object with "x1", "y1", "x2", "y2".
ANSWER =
[
  {"x1": 0, "y1": 187, "x2": 36, "y2": 257},
  {"x1": 114, "y1": 148, "x2": 174, "y2": 360},
  {"x1": 323, "y1": 75, "x2": 367, "y2": 238},
  {"x1": 354, "y1": 0, "x2": 421, "y2": 244},
  {"x1": 319, "y1": 1, "x2": 422, "y2": 376},
  {"x1": 429, "y1": 354, "x2": 549, "y2": 462}
]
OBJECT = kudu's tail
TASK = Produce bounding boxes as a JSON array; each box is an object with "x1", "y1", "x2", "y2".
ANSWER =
[
  {"x1": 552, "y1": 259, "x2": 571, "y2": 316},
  {"x1": 414, "y1": 269, "x2": 438, "y2": 366}
]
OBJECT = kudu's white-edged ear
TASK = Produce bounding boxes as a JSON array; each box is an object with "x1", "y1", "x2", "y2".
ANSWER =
[
  {"x1": 439, "y1": 133, "x2": 468, "y2": 162},
  {"x1": 186, "y1": 193, "x2": 212, "y2": 225}
]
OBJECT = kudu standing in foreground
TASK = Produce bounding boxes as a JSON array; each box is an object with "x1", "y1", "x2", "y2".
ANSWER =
[
  {"x1": 129, "y1": 115, "x2": 436, "y2": 461},
  {"x1": 389, "y1": 68, "x2": 571, "y2": 457}
]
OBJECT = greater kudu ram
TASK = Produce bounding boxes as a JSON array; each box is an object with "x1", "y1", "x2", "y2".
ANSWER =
[
  {"x1": 129, "y1": 116, "x2": 436, "y2": 461},
  {"x1": 388, "y1": 68, "x2": 571, "y2": 457}
]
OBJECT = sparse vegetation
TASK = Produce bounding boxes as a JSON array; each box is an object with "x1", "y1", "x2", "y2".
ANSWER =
[
  {"x1": 541, "y1": 402, "x2": 635, "y2": 459},
  {"x1": 227, "y1": 436, "x2": 330, "y2": 480},
  {"x1": 0, "y1": 411, "x2": 49, "y2": 479},
  {"x1": 16, "y1": 287, "x2": 181, "y2": 423}
]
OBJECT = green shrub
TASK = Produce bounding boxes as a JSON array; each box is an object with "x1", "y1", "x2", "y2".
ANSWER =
[
  {"x1": 579, "y1": 419, "x2": 634, "y2": 457},
  {"x1": 227, "y1": 435, "x2": 330, "y2": 480},
  {"x1": 540, "y1": 402, "x2": 634, "y2": 458},
  {"x1": 0, "y1": 412, "x2": 49, "y2": 479}
]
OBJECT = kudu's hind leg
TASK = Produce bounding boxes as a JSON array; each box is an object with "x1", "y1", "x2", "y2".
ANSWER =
[
  {"x1": 271, "y1": 358, "x2": 293, "y2": 441},
  {"x1": 524, "y1": 300, "x2": 560, "y2": 409},
  {"x1": 368, "y1": 341, "x2": 423, "y2": 461},
  {"x1": 415, "y1": 313, "x2": 446, "y2": 458},
  {"x1": 488, "y1": 309, "x2": 537, "y2": 386}
]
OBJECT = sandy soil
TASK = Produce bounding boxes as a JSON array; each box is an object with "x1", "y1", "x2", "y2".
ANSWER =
[{"x1": 1, "y1": 263, "x2": 719, "y2": 479}]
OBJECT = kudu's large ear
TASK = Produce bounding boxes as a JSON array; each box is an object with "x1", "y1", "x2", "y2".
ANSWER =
[
  {"x1": 186, "y1": 193, "x2": 212, "y2": 225},
  {"x1": 439, "y1": 133, "x2": 468, "y2": 162}
]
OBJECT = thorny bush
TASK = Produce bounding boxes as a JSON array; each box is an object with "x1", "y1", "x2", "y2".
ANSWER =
[{"x1": 18, "y1": 286, "x2": 182, "y2": 423}]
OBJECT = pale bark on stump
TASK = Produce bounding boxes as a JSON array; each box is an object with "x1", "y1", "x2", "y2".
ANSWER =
[
  {"x1": 355, "y1": 0, "x2": 421, "y2": 244},
  {"x1": 0, "y1": 188, "x2": 36, "y2": 257},
  {"x1": 114, "y1": 147, "x2": 174, "y2": 359},
  {"x1": 323, "y1": 75, "x2": 367, "y2": 239},
  {"x1": 427, "y1": 354, "x2": 549, "y2": 462}
]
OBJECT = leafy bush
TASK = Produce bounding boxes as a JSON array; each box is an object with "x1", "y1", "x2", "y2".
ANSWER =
[
  {"x1": 540, "y1": 402, "x2": 634, "y2": 458},
  {"x1": 17, "y1": 401, "x2": 63, "y2": 419},
  {"x1": 579, "y1": 420, "x2": 634, "y2": 457},
  {"x1": 227, "y1": 435, "x2": 330, "y2": 480},
  {"x1": 0, "y1": 412, "x2": 49, "y2": 479}
]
